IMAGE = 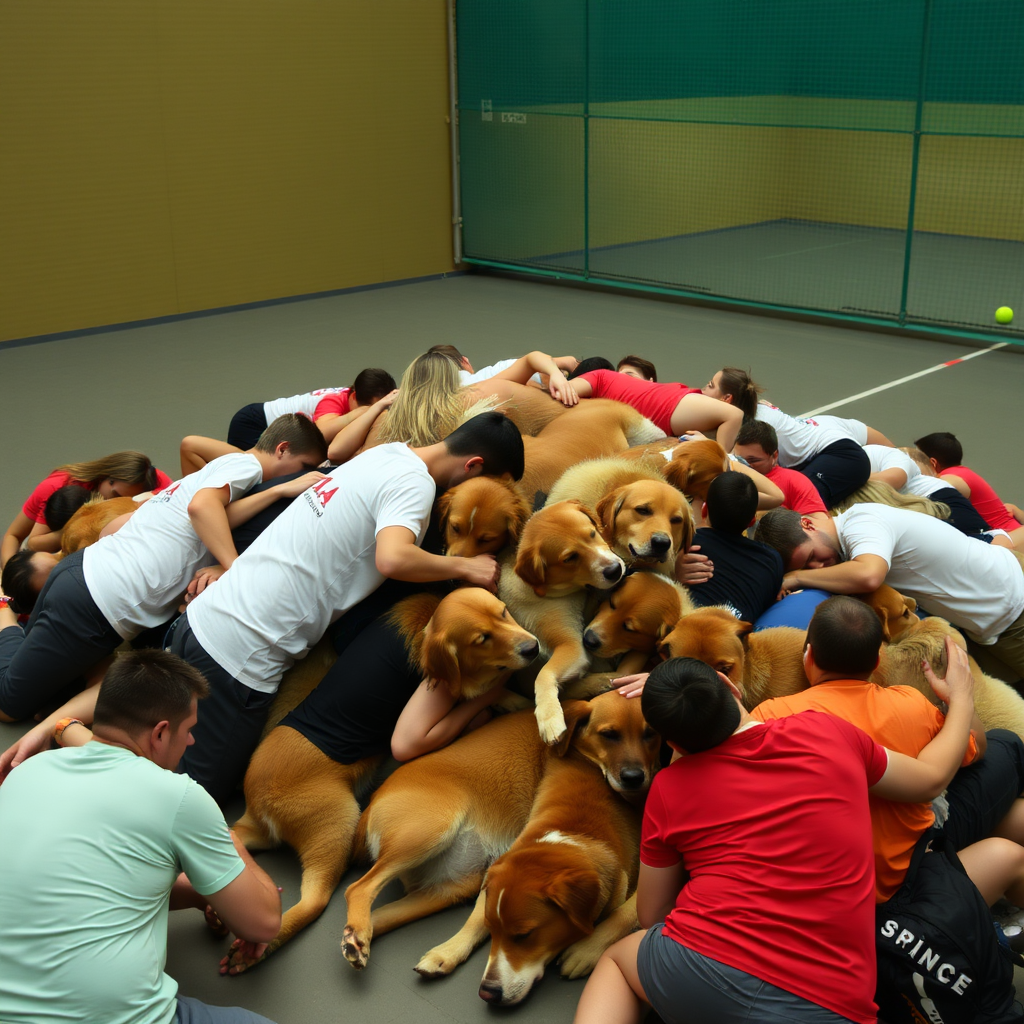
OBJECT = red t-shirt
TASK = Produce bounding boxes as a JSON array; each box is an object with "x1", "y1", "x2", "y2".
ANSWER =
[
  {"x1": 22, "y1": 468, "x2": 174, "y2": 524},
  {"x1": 311, "y1": 388, "x2": 352, "y2": 421},
  {"x1": 941, "y1": 465, "x2": 1017, "y2": 532},
  {"x1": 577, "y1": 370, "x2": 701, "y2": 435},
  {"x1": 641, "y1": 712, "x2": 887, "y2": 1024},
  {"x1": 765, "y1": 463, "x2": 828, "y2": 515}
]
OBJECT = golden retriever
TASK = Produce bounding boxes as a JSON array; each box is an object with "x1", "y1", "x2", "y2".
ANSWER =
[
  {"x1": 855, "y1": 584, "x2": 919, "y2": 642},
  {"x1": 436, "y1": 476, "x2": 531, "y2": 558}
]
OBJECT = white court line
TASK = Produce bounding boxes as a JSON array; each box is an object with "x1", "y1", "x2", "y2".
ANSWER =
[{"x1": 798, "y1": 340, "x2": 1010, "y2": 418}]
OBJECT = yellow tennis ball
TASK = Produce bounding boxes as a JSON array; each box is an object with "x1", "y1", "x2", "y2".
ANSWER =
[{"x1": 996, "y1": 306, "x2": 1014, "y2": 324}]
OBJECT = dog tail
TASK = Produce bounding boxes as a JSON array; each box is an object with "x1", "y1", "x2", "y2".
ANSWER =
[{"x1": 625, "y1": 415, "x2": 666, "y2": 447}]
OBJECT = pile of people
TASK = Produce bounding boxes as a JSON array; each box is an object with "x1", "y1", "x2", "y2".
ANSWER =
[{"x1": 2, "y1": 343, "x2": 1024, "y2": 1024}]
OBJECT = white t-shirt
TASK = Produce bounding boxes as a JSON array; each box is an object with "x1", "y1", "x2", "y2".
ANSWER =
[
  {"x1": 263, "y1": 386, "x2": 349, "y2": 422},
  {"x1": 84, "y1": 454, "x2": 263, "y2": 640},
  {"x1": 186, "y1": 443, "x2": 436, "y2": 692},
  {"x1": 864, "y1": 445, "x2": 920, "y2": 491},
  {"x1": 756, "y1": 403, "x2": 854, "y2": 467},
  {"x1": 834, "y1": 503, "x2": 1024, "y2": 642},
  {"x1": 460, "y1": 359, "x2": 543, "y2": 387},
  {"x1": 904, "y1": 473, "x2": 955, "y2": 499},
  {"x1": 801, "y1": 414, "x2": 868, "y2": 446}
]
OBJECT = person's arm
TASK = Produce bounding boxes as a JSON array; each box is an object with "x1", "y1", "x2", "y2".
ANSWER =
[
  {"x1": 391, "y1": 677, "x2": 509, "y2": 762},
  {"x1": 180, "y1": 436, "x2": 241, "y2": 477},
  {"x1": 326, "y1": 390, "x2": 399, "y2": 464},
  {"x1": 870, "y1": 468, "x2": 909, "y2": 491},
  {"x1": 636, "y1": 861, "x2": 687, "y2": 930},
  {"x1": 23, "y1": 522, "x2": 63, "y2": 554},
  {"x1": 2, "y1": 512, "x2": 38, "y2": 567},
  {"x1": 492, "y1": 352, "x2": 579, "y2": 406},
  {"x1": 187, "y1": 485, "x2": 239, "y2": 573},
  {"x1": 1006, "y1": 503, "x2": 1024, "y2": 525},
  {"x1": 942, "y1": 474, "x2": 971, "y2": 498},
  {"x1": 314, "y1": 406, "x2": 370, "y2": 443},
  {"x1": 375, "y1": 525, "x2": 500, "y2": 591},
  {"x1": 552, "y1": 355, "x2": 579, "y2": 374},
  {"x1": 202, "y1": 832, "x2": 281, "y2": 946},
  {"x1": 728, "y1": 460, "x2": 784, "y2": 510},
  {"x1": 871, "y1": 638, "x2": 975, "y2": 802},
  {"x1": 674, "y1": 544, "x2": 714, "y2": 585},
  {"x1": 783, "y1": 553, "x2": 889, "y2": 595},
  {"x1": 223, "y1": 471, "x2": 328, "y2": 529}
]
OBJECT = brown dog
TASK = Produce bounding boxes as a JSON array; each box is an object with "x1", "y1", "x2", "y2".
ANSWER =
[
  {"x1": 221, "y1": 588, "x2": 539, "y2": 973},
  {"x1": 661, "y1": 439, "x2": 730, "y2": 503},
  {"x1": 436, "y1": 476, "x2": 531, "y2": 558},
  {"x1": 502, "y1": 500, "x2": 626, "y2": 742},
  {"x1": 60, "y1": 495, "x2": 140, "y2": 554},
  {"x1": 342, "y1": 691, "x2": 659, "y2": 987},
  {"x1": 856, "y1": 584, "x2": 919, "y2": 642},
  {"x1": 658, "y1": 606, "x2": 809, "y2": 708}
]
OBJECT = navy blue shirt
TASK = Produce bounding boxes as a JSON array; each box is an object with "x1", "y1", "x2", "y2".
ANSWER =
[{"x1": 688, "y1": 528, "x2": 784, "y2": 624}]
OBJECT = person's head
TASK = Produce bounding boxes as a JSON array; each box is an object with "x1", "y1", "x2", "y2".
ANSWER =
[
  {"x1": 704, "y1": 471, "x2": 758, "y2": 534},
  {"x1": 1, "y1": 550, "x2": 60, "y2": 616},
  {"x1": 442, "y1": 411, "x2": 525, "y2": 482},
  {"x1": 379, "y1": 351, "x2": 465, "y2": 447},
  {"x1": 641, "y1": 657, "x2": 742, "y2": 755},
  {"x1": 567, "y1": 356, "x2": 615, "y2": 380},
  {"x1": 701, "y1": 367, "x2": 763, "y2": 420},
  {"x1": 734, "y1": 419, "x2": 779, "y2": 473},
  {"x1": 255, "y1": 413, "x2": 329, "y2": 471},
  {"x1": 43, "y1": 484, "x2": 95, "y2": 531},
  {"x1": 914, "y1": 432, "x2": 962, "y2": 473},
  {"x1": 755, "y1": 507, "x2": 841, "y2": 571},
  {"x1": 93, "y1": 649, "x2": 209, "y2": 770},
  {"x1": 805, "y1": 596, "x2": 883, "y2": 680},
  {"x1": 427, "y1": 343, "x2": 471, "y2": 373},
  {"x1": 56, "y1": 451, "x2": 158, "y2": 499},
  {"x1": 351, "y1": 367, "x2": 397, "y2": 407},
  {"x1": 616, "y1": 355, "x2": 658, "y2": 382}
]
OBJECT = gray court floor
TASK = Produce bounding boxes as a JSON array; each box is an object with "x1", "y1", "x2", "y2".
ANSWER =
[{"x1": 2, "y1": 271, "x2": 1024, "y2": 1023}]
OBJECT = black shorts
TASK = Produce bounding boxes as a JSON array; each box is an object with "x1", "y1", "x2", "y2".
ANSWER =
[
  {"x1": 227, "y1": 403, "x2": 268, "y2": 450},
  {"x1": 795, "y1": 439, "x2": 870, "y2": 509},
  {"x1": 930, "y1": 486, "x2": 994, "y2": 536}
]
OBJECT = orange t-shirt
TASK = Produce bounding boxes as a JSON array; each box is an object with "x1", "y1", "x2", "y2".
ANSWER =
[{"x1": 752, "y1": 679, "x2": 979, "y2": 902}]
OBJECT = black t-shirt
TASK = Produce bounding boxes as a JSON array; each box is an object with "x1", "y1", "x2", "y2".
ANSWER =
[{"x1": 688, "y1": 527, "x2": 784, "y2": 624}]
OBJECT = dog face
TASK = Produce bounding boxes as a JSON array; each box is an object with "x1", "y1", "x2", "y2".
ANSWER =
[
  {"x1": 479, "y1": 845, "x2": 601, "y2": 1006},
  {"x1": 419, "y1": 589, "x2": 539, "y2": 699},
  {"x1": 658, "y1": 607, "x2": 752, "y2": 685},
  {"x1": 662, "y1": 439, "x2": 729, "y2": 502},
  {"x1": 595, "y1": 480, "x2": 693, "y2": 568},
  {"x1": 583, "y1": 572, "x2": 684, "y2": 658},
  {"x1": 858, "y1": 585, "x2": 918, "y2": 642},
  {"x1": 437, "y1": 476, "x2": 530, "y2": 558},
  {"x1": 514, "y1": 501, "x2": 625, "y2": 597}
]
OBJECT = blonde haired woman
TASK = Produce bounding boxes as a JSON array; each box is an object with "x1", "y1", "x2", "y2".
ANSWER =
[{"x1": 2, "y1": 452, "x2": 172, "y2": 567}]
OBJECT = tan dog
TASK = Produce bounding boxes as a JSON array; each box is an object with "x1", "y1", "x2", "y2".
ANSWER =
[
  {"x1": 658, "y1": 606, "x2": 809, "y2": 708},
  {"x1": 583, "y1": 571, "x2": 695, "y2": 662},
  {"x1": 856, "y1": 584, "x2": 919, "y2": 642},
  {"x1": 499, "y1": 500, "x2": 626, "y2": 742},
  {"x1": 546, "y1": 458, "x2": 693, "y2": 570},
  {"x1": 222, "y1": 589, "x2": 539, "y2": 973},
  {"x1": 60, "y1": 495, "x2": 140, "y2": 555},
  {"x1": 437, "y1": 476, "x2": 531, "y2": 558},
  {"x1": 518, "y1": 399, "x2": 664, "y2": 507},
  {"x1": 661, "y1": 439, "x2": 730, "y2": 503},
  {"x1": 872, "y1": 616, "x2": 1024, "y2": 741},
  {"x1": 342, "y1": 691, "x2": 659, "y2": 986}
]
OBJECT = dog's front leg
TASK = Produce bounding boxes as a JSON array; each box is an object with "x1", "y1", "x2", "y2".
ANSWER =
[
  {"x1": 559, "y1": 892, "x2": 637, "y2": 979},
  {"x1": 414, "y1": 889, "x2": 490, "y2": 978},
  {"x1": 533, "y1": 641, "x2": 590, "y2": 743}
]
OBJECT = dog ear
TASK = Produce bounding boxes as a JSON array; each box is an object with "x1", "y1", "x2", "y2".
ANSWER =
[
  {"x1": 505, "y1": 492, "x2": 532, "y2": 546},
  {"x1": 552, "y1": 701, "x2": 592, "y2": 758},
  {"x1": 420, "y1": 633, "x2": 462, "y2": 693},
  {"x1": 514, "y1": 546, "x2": 548, "y2": 597},
  {"x1": 561, "y1": 499, "x2": 601, "y2": 530},
  {"x1": 436, "y1": 488, "x2": 455, "y2": 539},
  {"x1": 677, "y1": 506, "x2": 696, "y2": 555},
  {"x1": 736, "y1": 620, "x2": 754, "y2": 641},
  {"x1": 594, "y1": 488, "x2": 626, "y2": 536},
  {"x1": 904, "y1": 595, "x2": 918, "y2": 613},
  {"x1": 544, "y1": 868, "x2": 600, "y2": 937},
  {"x1": 874, "y1": 606, "x2": 892, "y2": 642}
]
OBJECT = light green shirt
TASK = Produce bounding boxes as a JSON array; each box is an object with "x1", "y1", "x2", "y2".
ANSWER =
[{"x1": 0, "y1": 743, "x2": 244, "y2": 1024}]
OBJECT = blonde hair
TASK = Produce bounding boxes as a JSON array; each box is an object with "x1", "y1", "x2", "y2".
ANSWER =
[
  {"x1": 55, "y1": 451, "x2": 156, "y2": 488},
  {"x1": 830, "y1": 480, "x2": 950, "y2": 520},
  {"x1": 377, "y1": 352, "x2": 467, "y2": 447}
]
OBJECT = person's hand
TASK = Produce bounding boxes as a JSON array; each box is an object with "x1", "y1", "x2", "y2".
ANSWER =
[
  {"x1": 219, "y1": 938, "x2": 270, "y2": 976},
  {"x1": 676, "y1": 547, "x2": 713, "y2": 585},
  {"x1": 186, "y1": 564, "x2": 227, "y2": 599},
  {"x1": 548, "y1": 371, "x2": 579, "y2": 407},
  {"x1": 776, "y1": 583, "x2": 802, "y2": 601},
  {"x1": 457, "y1": 553, "x2": 500, "y2": 592},
  {"x1": 204, "y1": 904, "x2": 230, "y2": 937},
  {"x1": 554, "y1": 355, "x2": 579, "y2": 373},
  {"x1": 782, "y1": 570, "x2": 805, "y2": 593},
  {"x1": 375, "y1": 389, "x2": 400, "y2": 411},
  {"x1": 923, "y1": 636, "x2": 973, "y2": 707},
  {"x1": 275, "y1": 470, "x2": 329, "y2": 498},
  {"x1": 0, "y1": 724, "x2": 51, "y2": 784},
  {"x1": 679, "y1": 430, "x2": 708, "y2": 442},
  {"x1": 612, "y1": 673, "x2": 649, "y2": 698}
]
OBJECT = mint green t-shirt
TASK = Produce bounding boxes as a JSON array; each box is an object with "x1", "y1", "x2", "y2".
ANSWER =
[{"x1": 0, "y1": 744, "x2": 244, "y2": 1024}]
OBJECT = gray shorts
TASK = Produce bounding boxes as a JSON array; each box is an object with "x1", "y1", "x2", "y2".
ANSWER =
[
  {"x1": 636, "y1": 925, "x2": 857, "y2": 1024},
  {"x1": 175, "y1": 995, "x2": 277, "y2": 1024}
]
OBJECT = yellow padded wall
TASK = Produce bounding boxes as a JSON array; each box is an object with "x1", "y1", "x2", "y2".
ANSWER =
[{"x1": 0, "y1": 0, "x2": 454, "y2": 343}]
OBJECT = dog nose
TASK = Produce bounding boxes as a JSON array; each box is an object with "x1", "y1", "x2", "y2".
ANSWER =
[
  {"x1": 603, "y1": 562, "x2": 623, "y2": 583},
  {"x1": 650, "y1": 533, "x2": 671, "y2": 555},
  {"x1": 582, "y1": 629, "x2": 601, "y2": 652},
  {"x1": 519, "y1": 639, "x2": 540, "y2": 661},
  {"x1": 619, "y1": 767, "x2": 646, "y2": 789},
  {"x1": 479, "y1": 983, "x2": 503, "y2": 1003}
]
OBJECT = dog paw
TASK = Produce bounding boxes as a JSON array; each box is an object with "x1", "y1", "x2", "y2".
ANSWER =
[
  {"x1": 536, "y1": 706, "x2": 567, "y2": 745},
  {"x1": 341, "y1": 926, "x2": 369, "y2": 970},
  {"x1": 558, "y1": 938, "x2": 601, "y2": 979},
  {"x1": 413, "y1": 947, "x2": 461, "y2": 978}
]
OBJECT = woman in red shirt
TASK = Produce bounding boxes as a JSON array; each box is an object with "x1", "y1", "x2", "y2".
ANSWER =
[{"x1": 1, "y1": 451, "x2": 171, "y2": 567}]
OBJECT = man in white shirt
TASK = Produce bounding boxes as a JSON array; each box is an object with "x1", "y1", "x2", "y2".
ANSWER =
[{"x1": 755, "y1": 504, "x2": 1024, "y2": 683}]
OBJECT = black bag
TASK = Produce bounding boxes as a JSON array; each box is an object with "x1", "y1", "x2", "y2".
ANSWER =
[{"x1": 875, "y1": 829, "x2": 1024, "y2": 1024}]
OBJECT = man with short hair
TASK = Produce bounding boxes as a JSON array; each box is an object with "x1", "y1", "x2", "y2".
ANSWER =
[
  {"x1": 0, "y1": 650, "x2": 282, "y2": 1024},
  {"x1": 755, "y1": 503, "x2": 1024, "y2": 682}
]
